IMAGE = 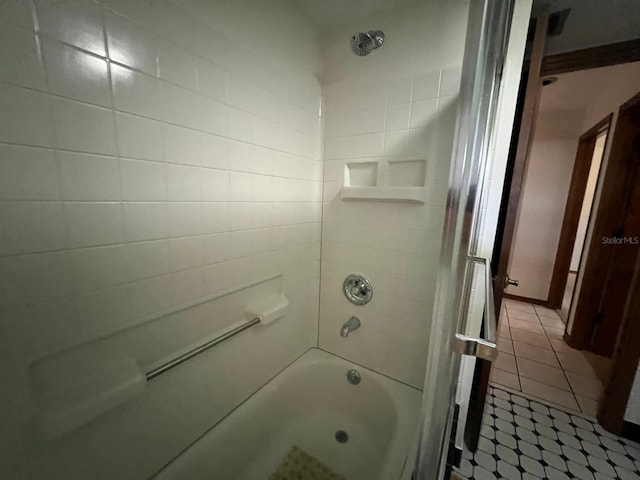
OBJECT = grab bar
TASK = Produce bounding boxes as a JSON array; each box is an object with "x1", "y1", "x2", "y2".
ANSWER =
[
  {"x1": 145, "y1": 317, "x2": 261, "y2": 380},
  {"x1": 452, "y1": 256, "x2": 498, "y2": 361}
]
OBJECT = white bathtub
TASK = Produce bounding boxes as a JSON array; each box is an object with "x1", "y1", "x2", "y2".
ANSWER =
[{"x1": 153, "y1": 348, "x2": 422, "y2": 480}]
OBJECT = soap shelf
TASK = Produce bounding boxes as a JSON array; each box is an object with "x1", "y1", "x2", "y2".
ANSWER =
[
  {"x1": 341, "y1": 159, "x2": 427, "y2": 204},
  {"x1": 341, "y1": 186, "x2": 426, "y2": 203}
]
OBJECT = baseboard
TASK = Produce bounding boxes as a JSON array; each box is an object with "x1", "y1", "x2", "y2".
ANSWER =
[
  {"x1": 503, "y1": 293, "x2": 549, "y2": 307},
  {"x1": 622, "y1": 421, "x2": 640, "y2": 443}
]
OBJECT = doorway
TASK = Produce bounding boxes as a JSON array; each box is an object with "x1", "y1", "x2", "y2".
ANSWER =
[
  {"x1": 504, "y1": 62, "x2": 640, "y2": 315},
  {"x1": 570, "y1": 92, "x2": 640, "y2": 357},
  {"x1": 548, "y1": 115, "x2": 612, "y2": 321},
  {"x1": 491, "y1": 56, "x2": 640, "y2": 418}
]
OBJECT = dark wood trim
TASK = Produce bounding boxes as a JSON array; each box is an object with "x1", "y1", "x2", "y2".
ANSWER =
[
  {"x1": 547, "y1": 114, "x2": 613, "y2": 308},
  {"x1": 598, "y1": 246, "x2": 640, "y2": 433},
  {"x1": 464, "y1": 358, "x2": 491, "y2": 452},
  {"x1": 621, "y1": 421, "x2": 640, "y2": 443},
  {"x1": 503, "y1": 293, "x2": 549, "y2": 307},
  {"x1": 570, "y1": 92, "x2": 640, "y2": 350},
  {"x1": 563, "y1": 331, "x2": 582, "y2": 350},
  {"x1": 541, "y1": 38, "x2": 640, "y2": 76}
]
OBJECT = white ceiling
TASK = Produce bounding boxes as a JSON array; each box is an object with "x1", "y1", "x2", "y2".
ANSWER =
[
  {"x1": 539, "y1": 61, "x2": 640, "y2": 113},
  {"x1": 294, "y1": 0, "x2": 422, "y2": 32}
]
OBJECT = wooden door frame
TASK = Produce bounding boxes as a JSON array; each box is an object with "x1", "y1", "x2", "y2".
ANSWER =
[
  {"x1": 599, "y1": 248, "x2": 640, "y2": 434},
  {"x1": 547, "y1": 114, "x2": 613, "y2": 309},
  {"x1": 492, "y1": 8, "x2": 549, "y2": 314},
  {"x1": 568, "y1": 92, "x2": 640, "y2": 349},
  {"x1": 540, "y1": 38, "x2": 640, "y2": 76},
  {"x1": 570, "y1": 92, "x2": 640, "y2": 434}
]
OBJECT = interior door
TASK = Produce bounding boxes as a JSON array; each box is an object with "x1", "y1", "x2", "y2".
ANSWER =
[
  {"x1": 590, "y1": 106, "x2": 640, "y2": 356},
  {"x1": 492, "y1": 7, "x2": 549, "y2": 312}
]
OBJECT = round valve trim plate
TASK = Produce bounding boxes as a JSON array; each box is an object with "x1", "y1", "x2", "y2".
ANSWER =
[{"x1": 343, "y1": 274, "x2": 373, "y2": 305}]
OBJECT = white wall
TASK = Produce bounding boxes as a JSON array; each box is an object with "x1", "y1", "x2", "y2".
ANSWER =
[
  {"x1": 507, "y1": 109, "x2": 583, "y2": 300},
  {"x1": 508, "y1": 62, "x2": 640, "y2": 303},
  {"x1": 569, "y1": 130, "x2": 606, "y2": 271},
  {"x1": 0, "y1": 1, "x2": 322, "y2": 478},
  {"x1": 318, "y1": 1, "x2": 469, "y2": 388}
]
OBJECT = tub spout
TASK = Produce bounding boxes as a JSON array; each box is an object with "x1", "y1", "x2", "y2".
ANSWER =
[{"x1": 340, "y1": 317, "x2": 361, "y2": 337}]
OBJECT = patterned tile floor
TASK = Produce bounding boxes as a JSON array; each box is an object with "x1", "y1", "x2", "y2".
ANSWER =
[
  {"x1": 456, "y1": 386, "x2": 640, "y2": 480},
  {"x1": 492, "y1": 299, "x2": 612, "y2": 415}
]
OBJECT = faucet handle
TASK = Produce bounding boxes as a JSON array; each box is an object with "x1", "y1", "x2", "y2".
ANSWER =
[{"x1": 343, "y1": 274, "x2": 373, "y2": 305}]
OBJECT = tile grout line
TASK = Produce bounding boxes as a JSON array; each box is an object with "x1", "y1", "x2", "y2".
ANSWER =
[
  {"x1": 494, "y1": 306, "x2": 522, "y2": 392},
  {"x1": 505, "y1": 307, "x2": 522, "y2": 391},
  {"x1": 506, "y1": 302, "x2": 578, "y2": 404},
  {"x1": 533, "y1": 306, "x2": 586, "y2": 414}
]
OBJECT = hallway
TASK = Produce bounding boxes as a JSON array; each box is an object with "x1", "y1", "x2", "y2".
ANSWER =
[{"x1": 491, "y1": 299, "x2": 611, "y2": 416}]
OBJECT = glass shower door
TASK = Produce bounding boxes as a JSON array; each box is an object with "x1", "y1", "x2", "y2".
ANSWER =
[{"x1": 413, "y1": 0, "x2": 516, "y2": 477}]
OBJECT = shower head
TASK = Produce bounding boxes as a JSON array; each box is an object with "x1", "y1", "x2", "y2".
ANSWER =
[{"x1": 350, "y1": 30, "x2": 385, "y2": 56}]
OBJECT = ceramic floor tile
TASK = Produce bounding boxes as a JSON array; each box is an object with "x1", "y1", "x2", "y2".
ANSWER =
[
  {"x1": 510, "y1": 318, "x2": 547, "y2": 335},
  {"x1": 549, "y1": 338, "x2": 577, "y2": 354},
  {"x1": 538, "y1": 315, "x2": 566, "y2": 328},
  {"x1": 513, "y1": 341, "x2": 561, "y2": 368},
  {"x1": 506, "y1": 310, "x2": 540, "y2": 323},
  {"x1": 490, "y1": 368, "x2": 521, "y2": 391},
  {"x1": 458, "y1": 301, "x2": 637, "y2": 480},
  {"x1": 498, "y1": 323, "x2": 511, "y2": 338},
  {"x1": 519, "y1": 377, "x2": 579, "y2": 410},
  {"x1": 505, "y1": 300, "x2": 537, "y2": 313},
  {"x1": 517, "y1": 357, "x2": 570, "y2": 390},
  {"x1": 510, "y1": 328, "x2": 552, "y2": 349},
  {"x1": 455, "y1": 386, "x2": 640, "y2": 480},
  {"x1": 556, "y1": 351, "x2": 598, "y2": 376},
  {"x1": 575, "y1": 394, "x2": 600, "y2": 417},
  {"x1": 565, "y1": 371, "x2": 604, "y2": 400},
  {"x1": 497, "y1": 340, "x2": 514, "y2": 355},
  {"x1": 533, "y1": 305, "x2": 562, "y2": 319},
  {"x1": 585, "y1": 353, "x2": 613, "y2": 384},
  {"x1": 543, "y1": 325, "x2": 566, "y2": 339},
  {"x1": 495, "y1": 352, "x2": 518, "y2": 374}
]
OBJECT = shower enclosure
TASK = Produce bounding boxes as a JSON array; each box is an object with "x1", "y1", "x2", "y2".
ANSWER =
[{"x1": 0, "y1": 0, "x2": 527, "y2": 478}]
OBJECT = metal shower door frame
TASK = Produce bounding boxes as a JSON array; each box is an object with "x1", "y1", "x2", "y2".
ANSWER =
[{"x1": 413, "y1": 0, "x2": 515, "y2": 477}]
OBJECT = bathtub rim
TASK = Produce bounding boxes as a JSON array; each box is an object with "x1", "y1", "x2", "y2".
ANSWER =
[{"x1": 150, "y1": 346, "x2": 423, "y2": 479}]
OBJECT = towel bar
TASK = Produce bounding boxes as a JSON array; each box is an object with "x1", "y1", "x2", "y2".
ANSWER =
[{"x1": 145, "y1": 317, "x2": 261, "y2": 380}]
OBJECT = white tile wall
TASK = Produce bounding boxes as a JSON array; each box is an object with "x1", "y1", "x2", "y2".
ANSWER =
[
  {"x1": 0, "y1": 1, "x2": 321, "y2": 478},
  {"x1": 318, "y1": 0, "x2": 468, "y2": 388},
  {"x1": 0, "y1": 0, "x2": 515, "y2": 476}
]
